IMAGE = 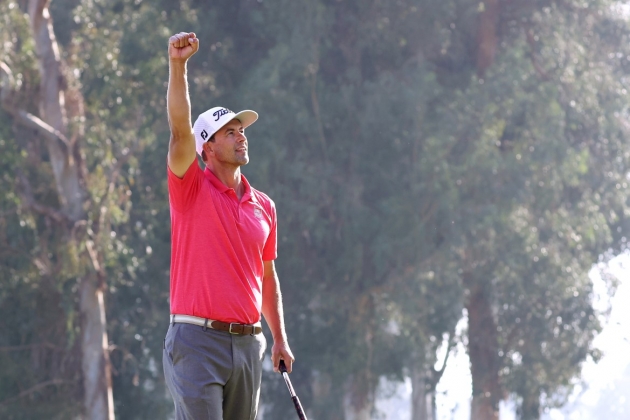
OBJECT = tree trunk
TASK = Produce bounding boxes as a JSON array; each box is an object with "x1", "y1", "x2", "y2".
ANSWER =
[
  {"x1": 476, "y1": 0, "x2": 501, "y2": 77},
  {"x1": 26, "y1": 1, "x2": 114, "y2": 419},
  {"x1": 310, "y1": 371, "x2": 344, "y2": 420},
  {"x1": 28, "y1": 0, "x2": 84, "y2": 220},
  {"x1": 465, "y1": 274, "x2": 501, "y2": 420},
  {"x1": 520, "y1": 392, "x2": 541, "y2": 420},
  {"x1": 343, "y1": 372, "x2": 374, "y2": 420},
  {"x1": 80, "y1": 276, "x2": 115, "y2": 420},
  {"x1": 410, "y1": 366, "x2": 436, "y2": 420}
]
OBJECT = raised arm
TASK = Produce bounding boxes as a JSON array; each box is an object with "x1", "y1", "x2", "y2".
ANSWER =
[{"x1": 167, "y1": 32, "x2": 199, "y2": 177}]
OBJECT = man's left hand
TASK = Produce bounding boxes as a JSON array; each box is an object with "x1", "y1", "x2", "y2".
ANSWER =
[{"x1": 271, "y1": 340, "x2": 295, "y2": 373}]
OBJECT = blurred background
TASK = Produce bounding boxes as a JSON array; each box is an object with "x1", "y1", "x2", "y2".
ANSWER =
[{"x1": 1, "y1": 0, "x2": 630, "y2": 419}]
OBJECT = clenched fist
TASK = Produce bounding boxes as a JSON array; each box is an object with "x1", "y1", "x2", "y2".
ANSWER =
[{"x1": 168, "y1": 32, "x2": 199, "y2": 62}]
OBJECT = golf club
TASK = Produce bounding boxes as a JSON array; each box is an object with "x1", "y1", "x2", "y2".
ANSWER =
[{"x1": 279, "y1": 360, "x2": 308, "y2": 420}]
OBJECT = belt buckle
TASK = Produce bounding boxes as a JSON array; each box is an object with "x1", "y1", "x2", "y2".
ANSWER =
[{"x1": 228, "y1": 323, "x2": 240, "y2": 335}]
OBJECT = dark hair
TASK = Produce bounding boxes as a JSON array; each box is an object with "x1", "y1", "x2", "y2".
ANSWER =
[{"x1": 201, "y1": 134, "x2": 215, "y2": 162}]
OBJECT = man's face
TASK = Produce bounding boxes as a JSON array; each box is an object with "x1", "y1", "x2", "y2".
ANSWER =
[{"x1": 207, "y1": 119, "x2": 249, "y2": 166}]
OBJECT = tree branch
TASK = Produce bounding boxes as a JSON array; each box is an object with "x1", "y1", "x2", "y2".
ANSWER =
[
  {"x1": 0, "y1": 379, "x2": 69, "y2": 407},
  {"x1": 0, "y1": 61, "x2": 14, "y2": 104},
  {"x1": 0, "y1": 208, "x2": 19, "y2": 217},
  {"x1": 14, "y1": 109, "x2": 72, "y2": 147},
  {"x1": 429, "y1": 328, "x2": 457, "y2": 390},
  {"x1": 16, "y1": 169, "x2": 69, "y2": 224},
  {"x1": 525, "y1": 27, "x2": 551, "y2": 82},
  {"x1": 0, "y1": 342, "x2": 65, "y2": 352},
  {"x1": 0, "y1": 60, "x2": 71, "y2": 148}
]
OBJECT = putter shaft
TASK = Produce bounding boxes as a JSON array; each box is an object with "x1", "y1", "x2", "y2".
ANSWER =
[{"x1": 279, "y1": 360, "x2": 308, "y2": 420}]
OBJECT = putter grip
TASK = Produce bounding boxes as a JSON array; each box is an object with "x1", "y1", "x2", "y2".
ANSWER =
[{"x1": 292, "y1": 396, "x2": 307, "y2": 420}]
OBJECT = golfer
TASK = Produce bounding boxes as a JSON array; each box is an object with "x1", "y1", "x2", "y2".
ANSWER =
[{"x1": 162, "y1": 32, "x2": 295, "y2": 419}]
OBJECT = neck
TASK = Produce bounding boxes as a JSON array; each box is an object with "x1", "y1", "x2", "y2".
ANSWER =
[{"x1": 206, "y1": 161, "x2": 244, "y2": 199}]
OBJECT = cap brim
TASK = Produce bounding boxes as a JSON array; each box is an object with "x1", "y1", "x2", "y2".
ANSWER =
[{"x1": 233, "y1": 110, "x2": 258, "y2": 129}]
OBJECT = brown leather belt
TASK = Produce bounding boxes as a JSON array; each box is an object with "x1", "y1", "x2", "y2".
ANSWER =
[{"x1": 170, "y1": 314, "x2": 262, "y2": 335}]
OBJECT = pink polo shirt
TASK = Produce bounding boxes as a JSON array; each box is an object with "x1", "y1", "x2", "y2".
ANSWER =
[{"x1": 167, "y1": 159, "x2": 277, "y2": 324}]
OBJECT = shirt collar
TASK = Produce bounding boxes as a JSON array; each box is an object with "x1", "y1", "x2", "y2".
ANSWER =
[{"x1": 204, "y1": 167, "x2": 257, "y2": 203}]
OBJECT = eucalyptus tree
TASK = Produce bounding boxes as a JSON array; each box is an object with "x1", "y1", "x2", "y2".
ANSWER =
[
  {"x1": 3, "y1": 1, "x2": 630, "y2": 420},
  {"x1": 416, "y1": 1, "x2": 630, "y2": 418},
  {"x1": 171, "y1": 1, "x2": 630, "y2": 419},
  {"x1": 210, "y1": 1, "x2": 468, "y2": 418},
  {"x1": 0, "y1": 0, "x2": 160, "y2": 417},
  {"x1": 1, "y1": 1, "x2": 112, "y2": 417}
]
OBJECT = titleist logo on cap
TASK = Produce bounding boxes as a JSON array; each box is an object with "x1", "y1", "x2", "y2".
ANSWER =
[
  {"x1": 194, "y1": 107, "x2": 258, "y2": 156},
  {"x1": 213, "y1": 108, "x2": 232, "y2": 121}
]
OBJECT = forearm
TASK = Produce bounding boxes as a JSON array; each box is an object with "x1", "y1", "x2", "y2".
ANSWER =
[
  {"x1": 167, "y1": 60, "x2": 192, "y2": 138},
  {"x1": 261, "y1": 272, "x2": 288, "y2": 343},
  {"x1": 166, "y1": 32, "x2": 198, "y2": 176}
]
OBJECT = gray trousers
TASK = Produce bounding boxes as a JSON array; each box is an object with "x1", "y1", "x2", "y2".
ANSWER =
[{"x1": 163, "y1": 323, "x2": 267, "y2": 420}]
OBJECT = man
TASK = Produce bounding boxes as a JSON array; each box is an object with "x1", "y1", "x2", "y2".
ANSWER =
[{"x1": 163, "y1": 31, "x2": 295, "y2": 420}]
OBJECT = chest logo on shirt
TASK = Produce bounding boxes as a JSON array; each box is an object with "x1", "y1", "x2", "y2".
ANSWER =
[{"x1": 253, "y1": 208, "x2": 263, "y2": 220}]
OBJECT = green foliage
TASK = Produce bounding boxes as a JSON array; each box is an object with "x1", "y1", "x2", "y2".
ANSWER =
[
  {"x1": 2, "y1": 0, "x2": 630, "y2": 419},
  {"x1": 0, "y1": 3, "x2": 82, "y2": 416}
]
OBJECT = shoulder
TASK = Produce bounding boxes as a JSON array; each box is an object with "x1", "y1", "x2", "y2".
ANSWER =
[
  {"x1": 251, "y1": 187, "x2": 275, "y2": 210},
  {"x1": 168, "y1": 157, "x2": 203, "y2": 181},
  {"x1": 251, "y1": 187, "x2": 274, "y2": 205},
  {"x1": 167, "y1": 158, "x2": 207, "y2": 213}
]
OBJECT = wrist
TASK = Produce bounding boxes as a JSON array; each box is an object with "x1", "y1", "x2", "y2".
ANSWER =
[
  {"x1": 169, "y1": 58, "x2": 188, "y2": 67},
  {"x1": 273, "y1": 334, "x2": 288, "y2": 345}
]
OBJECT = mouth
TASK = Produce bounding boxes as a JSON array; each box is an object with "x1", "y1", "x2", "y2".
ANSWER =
[{"x1": 236, "y1": 147, "x2": 247, "y2": 152}]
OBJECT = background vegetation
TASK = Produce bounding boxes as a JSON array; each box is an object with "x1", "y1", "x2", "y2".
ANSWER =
[{"x1": 1, "y1": 0, "x2": 630, "y2": 419}]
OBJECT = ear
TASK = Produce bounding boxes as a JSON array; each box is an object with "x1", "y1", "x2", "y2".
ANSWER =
[{"x1": 202, "y1": 141, "x2": 214, "y2": 160}]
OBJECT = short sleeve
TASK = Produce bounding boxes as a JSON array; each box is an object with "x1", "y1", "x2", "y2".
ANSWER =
[
  {"x1": 262, "y1": 199, "x2": 277, "y2": 261},
  {"x1": 167, "y1": 158, "x2": 204, "y2": 213}
]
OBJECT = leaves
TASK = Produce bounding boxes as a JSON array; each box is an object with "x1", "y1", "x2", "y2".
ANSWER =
[{"x1": 2, "y1": 0, "x2": 630, "y2": 419}]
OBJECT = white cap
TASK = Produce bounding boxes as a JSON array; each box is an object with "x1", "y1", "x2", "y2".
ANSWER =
[{"x1": 193, "y1": 107, "x2": 258, "y2": 156}]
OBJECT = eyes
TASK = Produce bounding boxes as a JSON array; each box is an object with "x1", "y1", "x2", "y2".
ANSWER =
[{"x1": 225, "y1": 129, "x2": 245, "y2": 137}]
